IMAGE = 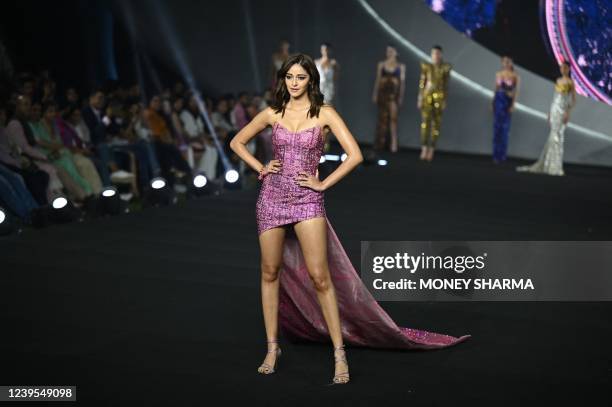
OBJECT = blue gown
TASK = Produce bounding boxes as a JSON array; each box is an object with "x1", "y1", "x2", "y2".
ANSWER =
[{"x1": 492, "y1": 78, "x2": 516, "y2": 162}]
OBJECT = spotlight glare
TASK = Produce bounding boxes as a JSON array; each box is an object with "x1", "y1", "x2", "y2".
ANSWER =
[
  {"x1": 52, "y1": 197, "x2": 68, "y2": 209},
  {"x1": 341, "y1": 153, "x2": 347, "y2": 161},
  {"x1": 151, "y1": 177, "x2": 167, "y2": 190},
  {"x1": 225, "y1": 170, "x2": 239, "y2": 183},
  {"x1": 193, "y1": 174, "x2": 208, "y2": 188},
  {"x1": 319, "y1": 155, "x2": 326, "y2": 163},
  {"x1": 102, "y1": 187, "x2": 117, "y2": 197},
  {"x1": 0, "y1": 208, "x2": 5, "y2": 224},
  {"x1": 324, "y1": 154, "x2": 340, "y2": 161},
  {"x1": 377, "y1": 159, "x2": 388, "y2": 166}
]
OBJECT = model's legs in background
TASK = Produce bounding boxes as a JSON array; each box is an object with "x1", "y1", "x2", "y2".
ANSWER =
[
  {"x1": 374, "y1": 99, "x2": 389, "y2": 152},
  {"x1": 428, "y1": 105, "x2": 442, "y2": 161},
  {"x1": 420, "y1": 101, "x2": 432, "y2": 160},
  {"x1": 388, "y1": 100, "x2": 399, "y2": 153}
]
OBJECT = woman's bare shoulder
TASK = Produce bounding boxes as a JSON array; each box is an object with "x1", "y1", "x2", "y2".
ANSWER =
[{"x1": 256, "y1": 106, "x2": 278, "y2": 127}]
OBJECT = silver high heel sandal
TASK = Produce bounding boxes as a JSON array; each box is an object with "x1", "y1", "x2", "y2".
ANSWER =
[
  {"x1": 332, "y1": 344, "x2": 350, "y2": 384},
  {"x1": 257, "y1": 340, "x2": 281, "y2": 374}
]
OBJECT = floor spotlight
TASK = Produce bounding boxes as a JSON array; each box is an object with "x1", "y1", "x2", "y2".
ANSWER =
[
  {"x1": 188, "y1": 173, "x2": 214, "y2": 198},
  {"x1": 144, "y1": 177, "x2": 176, "y2": 207},
  {"x1": 98, "y1": 186, "x2": 125, "y2": 216},
  {"x1": 225, "y1": 170, "x2": 239, "y2": 183},
  {"x1": 193, "y1": 173, "x2": 207, "y2": 188},
  {"x1": 49, "y1": 195, "x2": 81, "y2": 223},
  {"x1": 102, "y1": 187, "x2": 117, "y2": 197},
  {"x1": 52, "y1": 196, "x2": 68, "y2": 209},
  {"x1": 0, "y1": 207, "x2": 15, "y2": 236},
  {"x1": 223, "y1": 169, "x2": 241, "y2": 190},
  {"x1": 151, "y1": 177, "x2": 167, "y2": 190}
]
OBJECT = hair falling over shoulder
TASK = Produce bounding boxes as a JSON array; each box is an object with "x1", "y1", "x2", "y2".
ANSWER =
[{"x1": 271, "y1": 53, "x2": 325, "y2": 119}]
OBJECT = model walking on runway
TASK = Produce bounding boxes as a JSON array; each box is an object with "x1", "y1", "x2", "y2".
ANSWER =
[
  {"x1": 517, "y1": 61, "x2": 576, "y2": 176},
  {"x1": 418, "y1": 45, "x2": 451, "y2": 162},
  {"x1": 372, "y1": 45, "x2": 405, "y2": 153},
  {"x1": 230, "y1": 53, "x2": 469, "y2": 385},
  {"x1": 315, "y1": 42, "x2": 339, "y2": 153},
  {"x1": 492, "y1": 56, "x2": 520, "y2": 163}
]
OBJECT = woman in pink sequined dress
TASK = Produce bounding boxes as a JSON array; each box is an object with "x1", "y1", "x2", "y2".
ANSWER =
[{"x1": 229, "y1": 53, "x2": 470, "y2": 385}]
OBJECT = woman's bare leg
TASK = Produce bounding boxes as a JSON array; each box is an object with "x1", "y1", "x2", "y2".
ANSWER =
[
  {"x1": 293, "y1": 217, "x2": 349, "y2": 382},
  {"x1": 257, "y1": 226, "x2": 286, "y2": 371}
]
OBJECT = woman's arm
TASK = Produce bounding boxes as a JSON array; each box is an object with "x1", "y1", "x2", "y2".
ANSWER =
[
  {"x1": 229, "y1": 107, "x2": 274, "y2": 173},
  {"x1": 399, "y1": 64, "x2": 406, "y2": 106},
  {"x1": 297, "y1": 106, "x2": 363, "y2": 191},
  {"x1": 511, "y1": 74, "x2": 520, "y2": 111},
  {"x1": 372, "y1": 62, "x2": 382, "y2": 103}
]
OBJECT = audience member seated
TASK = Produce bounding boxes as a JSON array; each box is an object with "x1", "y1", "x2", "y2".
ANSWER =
[
  {"x1": 82, "y1": 90, "x2": 134, "y2": 185},
  {"x1": 29, "y1": 101, "x2": 100, "y2": 201},
  {"x1": 5, "y1": 95, "x2": 64, "y2": 201},
  {"x1": 144, "y1": 95, "x2": 192, "y2": 186},
  {"x1": 181, "y1": 94, "x2": 218, "y2": 180},
  {"x1": 0, "y1": 162, "x2": 40, "y2": 221},
  {"x1": 0, "y1": 104, "x2": 49, "y2": 206}
]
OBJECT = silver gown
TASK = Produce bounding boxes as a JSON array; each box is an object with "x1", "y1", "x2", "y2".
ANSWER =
[
  {"x1": 517, "y1": 83, "x2": 573, "y2": 176},
  {"x1": 316, "y1": 59, "x2": 335, "y2": 104}
]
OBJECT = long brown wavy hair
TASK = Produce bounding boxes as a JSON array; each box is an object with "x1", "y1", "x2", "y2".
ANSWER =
[{"x1": 271, "y1": 53, "x2": 325, "y2": 118}]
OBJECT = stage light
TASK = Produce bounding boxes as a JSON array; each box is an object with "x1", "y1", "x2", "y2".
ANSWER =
[
  {"x1": 187, "y1": 173, "x2": 216, "y2": 198},
  {"x1": 98, "y1": 187, "x2": 124, "y2": 216},
  {"x1": 193, "y1": 174, "x2": 207, "y2": 188},
  {"x1": 225, "y1": 170, "x2": 239, "y2": 183},
  {"x1": 341, "y1": 153, "x2": 347, "y2": 162},
  {"x1": 222, "y1": 169, "x2": 241, "y2": 190},
  {"x1": 0, "y1": 207, "x2": 14, "y2": 236},
  {"x1": 49, "y1": 195, "x2": 81, "y2": 223},
  {"x1": 52, "y1": 196, "x2": 68, "y2": 209},
  {"x1": 144, "y1": 177, "x2": 176, "y2": 207},
  {"x1": 151, "y1": 177, "x2": 167, "y2": 189},
  {"x1": 102, "y1": 187, "x2": 117, "y2": 197},
  {"x1": 319, "y1": 155, "x2": 326, "y2": 163},
  {"x1": 377, "y1": 159, "x2": 388, "y2": 166},
  {"x1": 324, "y1": 154, "x2": 340, "y2": 162}
]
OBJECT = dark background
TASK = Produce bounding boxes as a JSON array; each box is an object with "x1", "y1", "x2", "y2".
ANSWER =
[{"x1": 0, "y1": 0, "x2": 561, "y2": 97}]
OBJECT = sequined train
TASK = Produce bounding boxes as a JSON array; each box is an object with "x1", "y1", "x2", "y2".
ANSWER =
[{"x1": 256, "y1": 121, "x2": 470, "y2": 349}]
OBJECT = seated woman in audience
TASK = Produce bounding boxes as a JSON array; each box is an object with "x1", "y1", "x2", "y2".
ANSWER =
[
  {"x1": 211, "y1": 98, "x2": 238, "y2": 177},
  {"x1": 57, "y1": 106, "x2": 107, "y2": 192},
  {"x1": 144, "y1": 95, "x2": 192, "y2": 186},
  {"x1": 105, "y1": 101, "x2": 154, "y2": 192},
  {"x1": 29, "y1": 101, "x2": 99, "y2": 201},
  {"x1": 169, "y1": 96, "x2": 194, "y2": 163},
  {"x1": 5, "y1": 95, "x2": 64, "y2": 201},
  {"x1": 181, "y1": 94, "x2": 218, "y2": 180},
  {"x1": 123, "y1": 102, "x2": 160, "y2": 178},
  {"x1": 0, "y1": 105, "x2": 49, "y2": 207}
]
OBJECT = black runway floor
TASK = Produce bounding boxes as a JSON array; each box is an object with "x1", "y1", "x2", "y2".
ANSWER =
[{"x1": 1, "y1": 149, "x2": 611, "y2": 406}]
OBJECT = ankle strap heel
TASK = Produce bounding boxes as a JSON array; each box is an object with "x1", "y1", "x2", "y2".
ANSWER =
[
  {"x1": 258, "y1": 340, "x2": 281, "y2": 375},
  {"x1": 332, "y1": 344, "x2": 350, "y2": 384}
]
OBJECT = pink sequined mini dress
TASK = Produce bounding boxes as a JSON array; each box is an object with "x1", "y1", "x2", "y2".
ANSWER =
[
  {"x1": 255, "y1": 120, "x2": 471, "y2": 350},
  {"x1": 256, "y1": 121, "x2": 326, "y2": 235}
]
